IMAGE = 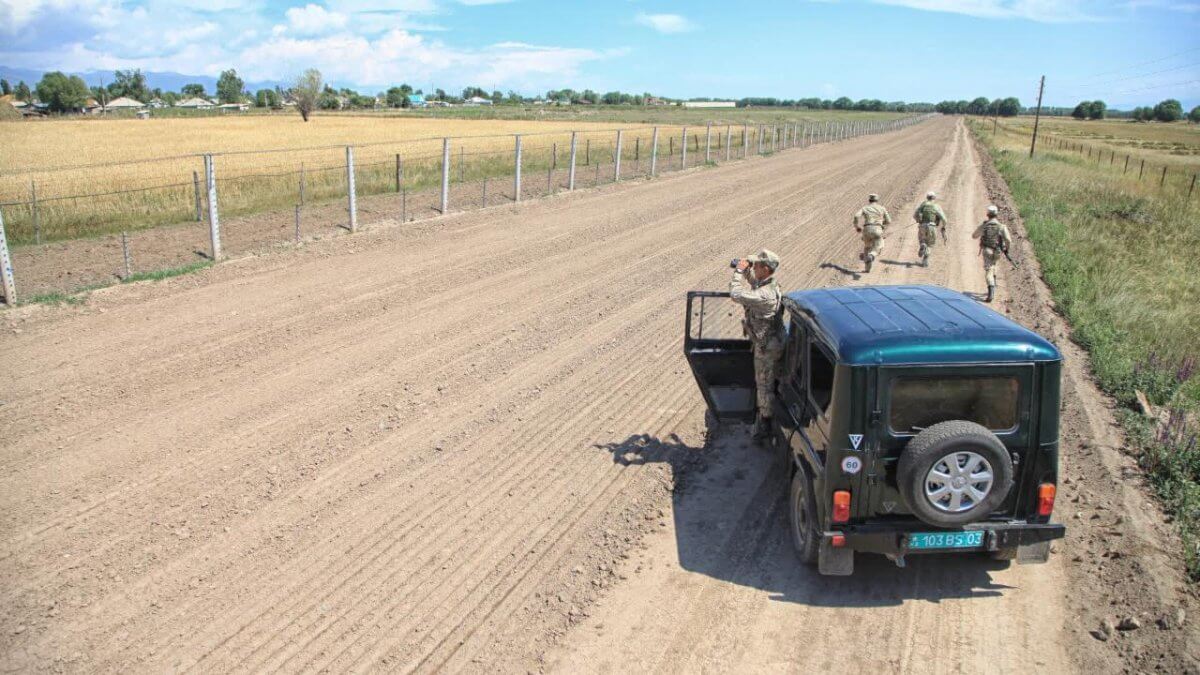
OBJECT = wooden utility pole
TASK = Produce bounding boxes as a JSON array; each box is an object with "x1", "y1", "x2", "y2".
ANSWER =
[{"x1": 1029, "y1": 76, "x2": 1045, "y2": 158}]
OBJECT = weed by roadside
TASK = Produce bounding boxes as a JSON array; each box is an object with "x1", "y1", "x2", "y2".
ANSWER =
[{"x1": 972, "y1": 121, "x2": 1200, "y2": 578}]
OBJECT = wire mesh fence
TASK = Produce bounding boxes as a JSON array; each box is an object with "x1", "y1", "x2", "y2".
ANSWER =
[{"x1": 0, "y1": 115, "x2": 933, "y2": 304}]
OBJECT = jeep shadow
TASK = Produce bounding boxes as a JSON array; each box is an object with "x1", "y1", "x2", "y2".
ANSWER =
[{"x1": 597, "y1": 430, "x2": 1017, "y2": 607}]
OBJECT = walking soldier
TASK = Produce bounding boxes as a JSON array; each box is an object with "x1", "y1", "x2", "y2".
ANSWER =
[
  {"x1": 972, "y1": 205, "x2": 1012, "y2": 303},
  {"x1": 853, "y1": 193, "x2": 891, "y2": 272},
  {"x1": 730, "y1": 250, "x2": 784, "y2": 442}
]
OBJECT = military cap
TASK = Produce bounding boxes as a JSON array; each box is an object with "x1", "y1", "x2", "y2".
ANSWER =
[
  {"x1": 868, "y1": 193, "x2": 879, "y2": 202},
  {"x1": 747, "y1": 249, "x2": 780, "y2": 270},
  {"x1": 926, "y1": 191, "x2": 936, "y2": 199},
  {"x1": 986, "y1": 205, "x2": 999, "y2": 215}
]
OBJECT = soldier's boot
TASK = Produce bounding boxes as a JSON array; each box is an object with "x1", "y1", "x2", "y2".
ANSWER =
[
  {"x1": 985, "y1": 285, "x2": 996, "y2": 303},
  {"x1": 864, "y1": 254, "x2": 874, "y2": 273},
  {"x1": 918, "y1": 244, "x2": 929, "y2": 267}
]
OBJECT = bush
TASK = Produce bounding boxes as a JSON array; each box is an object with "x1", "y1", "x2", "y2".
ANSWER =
[{"x1": 1154, "y1": 99, "x2": 1183, "y2": 122}]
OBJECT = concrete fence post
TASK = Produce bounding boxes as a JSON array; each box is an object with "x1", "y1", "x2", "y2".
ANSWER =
[
  {"x1": 204, "y1": 154, "x2": 222, "y2": 260},
  {"x1": 742, "y1": 125, "x2": 748, "y2": 158},
  {"x1": 705, "y1": 123, "x2": 712, "y2": 163},
  {"x1": 568, "y1": 132, "x2": 578, "y2": 190},
  {"x1": 614, "y1": 129, "x2": 623, "y2": 181},
  {"x1": 514, "y1": 135, "x2": 523, "y2": 202},
  {"x1": 725, "y1": 125, "x2": 732, "y2": 161},
  {"x1": 346, "y1": 146, "x2": 358, "y2": 232},
  {"x1": 1161, "y1": 165, "x2": 1168, "y2": 187},
  {"x1": 681, "y1": 127, "x2": 688, "y2": 169},
  {"x1": 441, "y1": 138, "x2": 451, "y2": 213},
  {"x1": 650, "y1": 127, "x2": 660, "y2": 176},
  {"x1": 0, "y1": 209, "x2": 15, "y2": 306}
]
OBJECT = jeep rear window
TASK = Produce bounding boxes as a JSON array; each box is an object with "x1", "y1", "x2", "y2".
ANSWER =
[{"x1": 889, "y1": 376, "x2": 1019, "y2": 433}]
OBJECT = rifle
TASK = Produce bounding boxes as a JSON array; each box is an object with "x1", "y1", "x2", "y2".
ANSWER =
[{"x1": 1001, "y1": 246, "x2": 1020, "y2": 269}]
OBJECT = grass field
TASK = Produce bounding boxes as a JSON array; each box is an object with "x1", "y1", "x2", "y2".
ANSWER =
[
  {"x1": 0, "y1": 110, "x2": 899, "y2": 244},
  {"x1": 998, "y1": 116, "x2": 1200, "y2": 169},
  {"x1": 971, "y1": 119, "x2": 1200, "y2": 578}
]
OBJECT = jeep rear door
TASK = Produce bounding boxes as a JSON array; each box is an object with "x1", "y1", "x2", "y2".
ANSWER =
[{"x1": 683, "y1": 291, "x2": 755, "y2": 422}]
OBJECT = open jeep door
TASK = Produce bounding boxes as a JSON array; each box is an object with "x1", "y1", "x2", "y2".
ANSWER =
[{"x1": 683, "y1": 291, "x2": 756, "y2": 422}]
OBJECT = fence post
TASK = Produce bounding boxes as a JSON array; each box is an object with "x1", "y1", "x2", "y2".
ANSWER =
[
  {"x1": 681, "y1": 127, "x2": 688, "y2": 169},
  {"x1": 1189, "y1": 174, "x2": 1197, "y2": 200},
  {"x1": 568, "y1": 132, "x2": 578, "y2": 190},
  {"x1": 193, "y1": 170, "x2": 203, "y2": 221},
  {"x1": 294, "y1": 205, "x2": 301, "y2": 243},
  {"x1": 586, "y1": 139, "x2": 591, "y2": 166},
  {"x1": 725, "y1": 125, "x2": 732, "y2": 161},
  {"x1": 459, "y1": 145, "x2": 465, "y2": 183},
  {"x1": 1139, "y1": 159, "x2": 1145, "y2": 180},
  {"x1": 300, "y1": 162, "x2": 306, "y2": 205},
  {"x1": 30, "y1": 180, "x2": 40, "y2": 245},
  {"x1": 1124, "y1": 156, "x2": 1130, "y2": 174},
  {"x1": 1161, "y1": 166, "x2": 1168, "y2": 187},
  {"x1": 742, "y1": 125, "x2": 748, "y2": 158},
  {"x1": 514, "y1": 134, "x2": 523, "y2": 202},
  {"x1": 614, "y1": 129, "x2": 623, "y2": 181},
  {"x1": 650, "y1": 127, "x2": 659, "y2": 176},
  {"x1": 120, "y1": 231, "x2": 132, "y2": 278},
  {"x1": 0, "y1": 209, "x2": 15, "y2": 306},
  {"x1": 441, "y1": 137, "x2": 450, "y2": 213},
  {"x1": 204, "y1": 154, "x2": 221, "y2": 260},
  {"x1": 346, "y1": 146, "x2": 357, "y2": 233},
  {"x1": 705, "y1": 123, "x2": 712, "y2": 163},
  {"x1": 395, "y1": 154, "x2": 402, "y2": 192}
]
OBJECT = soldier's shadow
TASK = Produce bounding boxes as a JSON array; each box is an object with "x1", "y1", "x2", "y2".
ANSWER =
[
  {"x1": 819, "y1": 262, "x2": 861, "y2": 280},
  {"x1": 880, "y1": 258, "x2": 921, "y2": 269},
  {"x1": 595, "y1": 424, "x2": 1014, "y2": 607}
]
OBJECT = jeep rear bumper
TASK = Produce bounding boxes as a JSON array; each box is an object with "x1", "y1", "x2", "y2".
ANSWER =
[{"x1": 828, "y1": 521, "x2": 1066, "y2": 557}]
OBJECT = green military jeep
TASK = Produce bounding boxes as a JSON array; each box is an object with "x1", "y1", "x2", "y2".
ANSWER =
[{"x1": 684, "y1": 284, "x2": 1066, "y2": 575}]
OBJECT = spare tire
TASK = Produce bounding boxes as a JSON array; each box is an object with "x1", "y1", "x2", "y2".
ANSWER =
[{"x1": 897, "y1": 420, "x2": 1013, "y2": 527}]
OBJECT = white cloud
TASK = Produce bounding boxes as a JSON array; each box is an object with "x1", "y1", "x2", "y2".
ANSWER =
[
  {"x1": 456, "y1": 0, "x2": 515, "y2": 4},
  {"x1": 634, "y1": 12, "x2": 695, "y2": 33},
  {"x1": 284, "y1": 3, "x2": 348, "y2": 35},
  {"x1": 869, "y1": 0, "x2": 1102, "y2": 22}
]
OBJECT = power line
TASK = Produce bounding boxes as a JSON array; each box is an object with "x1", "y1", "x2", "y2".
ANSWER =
[
  {"x1": 1108, "y1": 78, "x2": 1200, "y2": 95},
  {"x1": 1060, "y1": 60, "x2": 1200, "y2": 93},
  {"x1": 1073, "y1": 45, "x2": 1200, "y2": 82}
]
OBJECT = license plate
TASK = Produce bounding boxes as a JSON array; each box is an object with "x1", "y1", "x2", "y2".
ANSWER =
[{"x1": 908, "y1": 531, "x2": 984, "y2": 550}]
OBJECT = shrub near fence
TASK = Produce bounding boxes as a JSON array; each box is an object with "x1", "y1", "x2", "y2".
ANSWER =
[{"x1": 0, "y1": 115, "x2": 934, "y2": 305}]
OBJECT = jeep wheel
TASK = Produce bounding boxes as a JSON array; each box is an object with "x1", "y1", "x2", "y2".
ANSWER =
[
  {"x1": 897, "y1": 421, "x2": 1014, "y2": 527},
  {"x1": 789, "y1": 468, "x2": 819, "y2": 565}
]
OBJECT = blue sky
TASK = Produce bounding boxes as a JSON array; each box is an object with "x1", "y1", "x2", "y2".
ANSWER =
[{"x1": 1, "y1": 0, "x2": 1198, "y2": 108}]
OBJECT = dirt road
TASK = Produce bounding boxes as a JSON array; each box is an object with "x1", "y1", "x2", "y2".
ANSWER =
[{"x1": 1, "y1": 117, "x2": 1194, "y2": 673}]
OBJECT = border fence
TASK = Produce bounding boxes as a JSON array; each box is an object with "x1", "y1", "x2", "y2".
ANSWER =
[{"x1": 0, "y1": 114, "x2": 934, "y2": 305}]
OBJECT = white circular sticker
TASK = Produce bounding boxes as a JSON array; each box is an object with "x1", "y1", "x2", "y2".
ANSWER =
[{"x1": 841, "y1": 456, "x2": 863, "y2": 475}]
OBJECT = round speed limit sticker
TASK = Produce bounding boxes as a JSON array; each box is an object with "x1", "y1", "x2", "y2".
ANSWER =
[{"x1": 841, "y1": 456, "x2": 863, "y2": 475}]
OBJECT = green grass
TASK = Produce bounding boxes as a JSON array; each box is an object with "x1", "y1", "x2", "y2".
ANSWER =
[
  {"x1": 121, "y1": 260, "x2": 213, "y2": 283},
  {"x1": 8, "y1": 260, "x2": 214, "y2": 308},
  {"x1": 970, "y1": 121, "x2": 1200, "y2": 578}
]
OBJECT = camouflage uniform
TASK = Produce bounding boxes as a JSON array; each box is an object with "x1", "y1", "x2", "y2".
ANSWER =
[
  {"x1": 972, "y1": 216, "x2": 1012, "y2": 299},
  {"x1": 729, "y1": 253, "x2": 784, "y2": 427},
  {"x1": 854, "y1": 201, "x2": 891, "y2": 270},
  {"x1": 913, "y1": 200, "x2": 947, "y2": 255}
]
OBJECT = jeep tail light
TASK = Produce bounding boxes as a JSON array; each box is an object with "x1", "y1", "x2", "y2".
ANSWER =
[
  {"x1": 832, "y1": 490, "x2": 851, "y2": 523},
  {"x1": 1037, "y1": 483, "x2": 1056, "y2": 517},
  {"x1": 830, "y1": 534, "x2": 846, "y2": 548}
]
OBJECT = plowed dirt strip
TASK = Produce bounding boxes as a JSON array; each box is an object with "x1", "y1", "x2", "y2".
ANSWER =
[{"x1": 0, "y1": 118, "x2": 1073, "y2": 674}]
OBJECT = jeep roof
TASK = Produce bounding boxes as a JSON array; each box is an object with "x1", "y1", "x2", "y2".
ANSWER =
[{"x1": 783, "y1": 285, "x2": 1061, "y2": 366}]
